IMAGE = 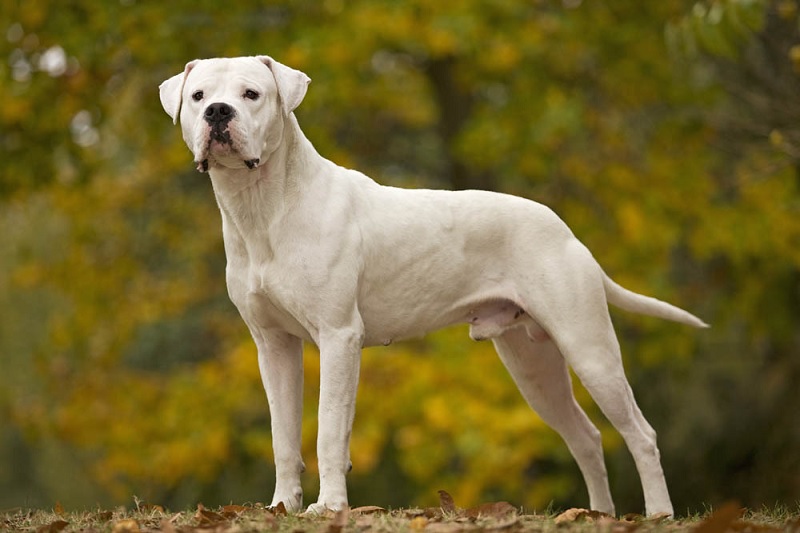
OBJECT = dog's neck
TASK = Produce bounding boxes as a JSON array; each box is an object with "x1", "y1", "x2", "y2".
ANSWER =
[
  {"x1": 207, "y1": 113, "x2": 326, "y2": 239},
  {"x1": 208, "y1": 114, "x2": 316, "y2": 197}
]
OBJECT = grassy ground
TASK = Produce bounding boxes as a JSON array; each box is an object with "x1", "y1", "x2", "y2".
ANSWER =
[{"x1": 3, "y1": 498, "x2": 799, "y2": 532}]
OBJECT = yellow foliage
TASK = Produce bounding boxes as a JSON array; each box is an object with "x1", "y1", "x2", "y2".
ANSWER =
[
  {"x1": 691, "y1": 160, "x2": 800, "y2": 268},
  {"x1": 617, "y1": 201, "x2": 646, "y2": 244},
  {"x1": 482, "y1": 38, "x2": 523, "y2": 73}
]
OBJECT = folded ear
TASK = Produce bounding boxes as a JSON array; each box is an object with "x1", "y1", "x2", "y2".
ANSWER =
[
  {"x1": 258, "y1": 55, "x2": 311, "y2": 116},
  {"x1": 158, "y1": 60, "x2": 198, "y2": 124}
]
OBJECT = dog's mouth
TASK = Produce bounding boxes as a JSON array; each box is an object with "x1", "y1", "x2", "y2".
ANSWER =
[
  {"x1": 195, "y1": 125, "x2": 259, "y2": 172},
  {"x1": 210, "y1": 125, "x2": 232, "y2": 146}
]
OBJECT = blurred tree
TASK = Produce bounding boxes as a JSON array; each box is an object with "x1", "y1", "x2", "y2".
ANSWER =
[
  {"x1": 645, "y1": 0, "x2": 800, "y2": 511},
  {"x1": 0, "y1": 0, "x2": 797, "y2": 516}
]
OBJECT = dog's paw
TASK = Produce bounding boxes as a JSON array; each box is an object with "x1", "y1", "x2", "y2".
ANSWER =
[
  {"x1": 305, "y1": 500, "x2": 347, "y2": 516},
  {"x1": 270, "y1": 488, "x2": 303, "y2": 513}
]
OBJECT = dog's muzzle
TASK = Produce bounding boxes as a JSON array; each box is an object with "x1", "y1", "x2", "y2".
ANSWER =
[
  {"x1": 205, "y1": 102, "x2": 234, "y2": 144},
  {"x1": 196, "y1": 102, "x2": 260, "y2": 172}
]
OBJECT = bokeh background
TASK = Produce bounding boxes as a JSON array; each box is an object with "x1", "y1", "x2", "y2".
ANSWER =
[{"x1": 1, "y1": 0, "x2": 799, "y2": 516}]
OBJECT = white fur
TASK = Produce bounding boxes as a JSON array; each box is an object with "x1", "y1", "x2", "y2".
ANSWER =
[{"x1": 159, "y1": 55, "x2": 707, "y2": 517}]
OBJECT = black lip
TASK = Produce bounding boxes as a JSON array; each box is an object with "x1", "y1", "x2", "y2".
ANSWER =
[{"x1": 210, "y1": 127, "x2": 232, "y2": 144}]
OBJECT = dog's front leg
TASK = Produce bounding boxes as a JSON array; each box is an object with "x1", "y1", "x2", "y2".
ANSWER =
[
  {"x1": 255, "y1": 329, "x2": 305, "y2": 512},
  {"x1": 307, "y1": 327, "x2": 363, "y2": 514}
]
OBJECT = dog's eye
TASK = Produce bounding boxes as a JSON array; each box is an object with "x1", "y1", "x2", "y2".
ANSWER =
[
  {"x1": 192, "y1": 90, "x2": 204, "y2": 101},
  {"x1": 243, "y1": 89, "x2": 260, "y2": 100}
]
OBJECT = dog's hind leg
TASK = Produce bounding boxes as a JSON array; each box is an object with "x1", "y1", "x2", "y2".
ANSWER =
[
  {"x1": 531, "y1": 244, "x2": 674, "y2": 517},
  {"x1": 558, "y1": 329, "x2": 673, "y2": 517},
  {"x1": 492, "y1": 327, "x2": 615, "y2": 515}
]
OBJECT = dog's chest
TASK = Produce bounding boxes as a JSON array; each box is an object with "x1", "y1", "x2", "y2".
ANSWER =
[{"x1": 226, "y1": 262, "x2": 319, "y2": 343}]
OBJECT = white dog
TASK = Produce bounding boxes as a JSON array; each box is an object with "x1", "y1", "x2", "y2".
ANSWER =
[{"x1": 159, "y1": 55, "x2": 707, "y2": 516}]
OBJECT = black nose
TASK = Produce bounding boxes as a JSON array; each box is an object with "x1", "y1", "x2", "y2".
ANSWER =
[{"x1": 204, "y1": 102, "x2": 234, "y2": 125}]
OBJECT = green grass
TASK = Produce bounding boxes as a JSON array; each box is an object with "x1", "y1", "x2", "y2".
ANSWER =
[{"x1": 2, "y1": 501, "x2": 799, "y2": 532}]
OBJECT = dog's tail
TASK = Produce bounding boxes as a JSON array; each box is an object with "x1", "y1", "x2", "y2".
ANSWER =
[{"x1": 603, "y1": 273, "x2": 709, "y2": 328}]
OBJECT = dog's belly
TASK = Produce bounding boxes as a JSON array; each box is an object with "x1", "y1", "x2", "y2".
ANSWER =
[
  {"x1": 350, "y1": 187, "x2": 567, "y2": 346},
  {"x1": 358, "y1": 299, "x2": 470, "y2": 346},
  {"x1": 358, "y1": 293, "x2": 551, "y2": 347},
  {"x1": 355, "y1": 265, "x2": 526, "y2": 346}
]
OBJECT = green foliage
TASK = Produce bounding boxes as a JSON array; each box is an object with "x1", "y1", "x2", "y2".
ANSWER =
[
  {"x1": 1, "y1": 0, "x2": 799, "y2": 517},
  {"x1": 666, "y1": 0, "x2": 767, "y2": 60}
]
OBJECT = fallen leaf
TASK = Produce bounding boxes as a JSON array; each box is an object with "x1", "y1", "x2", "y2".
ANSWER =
[
  {"x1": 438, "y1": 490, "x2": 457, "y2": 513},
  {"x1": 465, "y1": 501, "x2": 516, "y2": 518},
  {"x1": 351, "y1": 506, "x2": 387, "y2": 515},
  {"x1": 485, "y1": 515, "x2": 520, "y2": 531},
  {"x1": 36, "y1": 519, "x2": 69, "y2": 533},
  {"x1": 622, "y1": 513, "x2": 645, "y2": 522},
  {"x1": 159, "y1": 518, "x2": 178, "y2": 533},
  {"x1": 219, "y1": 505, "x2": 251, "y2": 520},
  {"x1": 410, "y1": 516, "x2": 429, "y2": 529},
  {"x1": 53, "y1": 502, "x2": 65, "y2": 517},
  {"x1": 327, "y1": 508, "x2": 349, "y2": 533},
  {"x1": 272, "y1": 501, "x2": 288, "y2": 516},
  {"x1": 648, "y1": 512, "x2": 673, "y2": 523},
  {"x1": 554, "y1": 508, "x2": 614, "y2": 524},
  {"x1": 138, "y1": 503, "x2": 165, "y2": 513},
  {"x1": 406, "y1": 507, "x2": 447, "y2": 520},
  {"x1": 554, "y1": 508, "x2": 582, "y2": 524},
  {"x1": 693, "y1": 502, "x2": 744, "y2": 533},
  {"x1": 222, "y1": 504, "x2": 249, "y2": 514},
  {"x1": 111, "y1": 518, "x2": 140, "y2": 533},
  {"x1": 194, "y1": 504, "x2": 227, "y2": 527}
]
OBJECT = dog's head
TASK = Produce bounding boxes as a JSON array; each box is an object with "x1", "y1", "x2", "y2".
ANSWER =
[{"x1": 159, "y1": 56, "x2": 310, "y2": 172}]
